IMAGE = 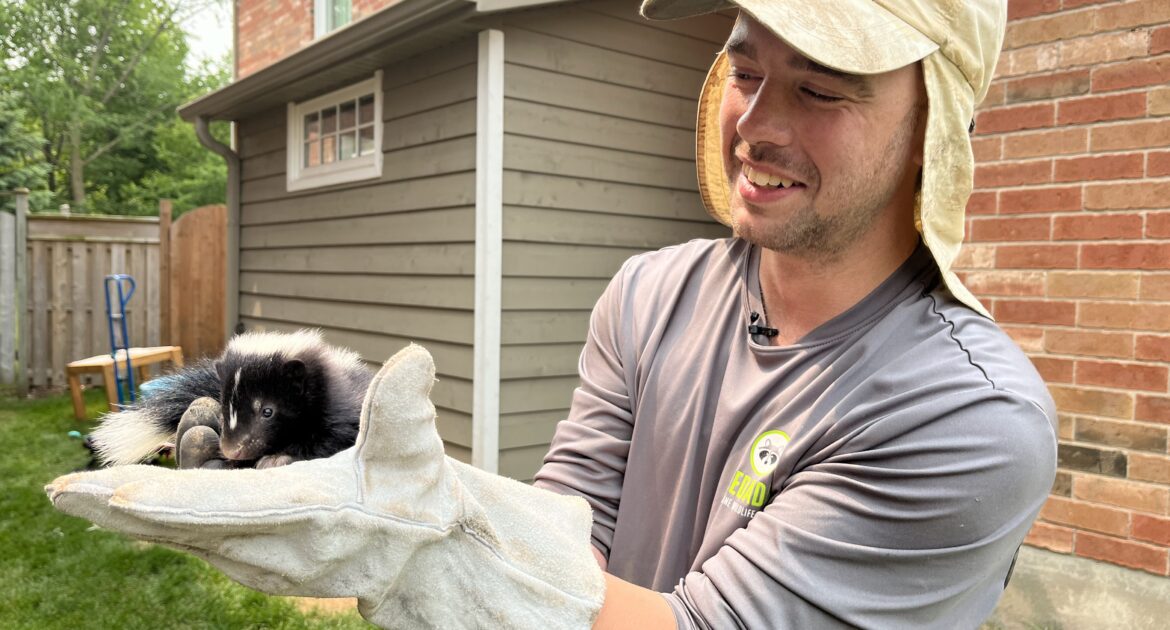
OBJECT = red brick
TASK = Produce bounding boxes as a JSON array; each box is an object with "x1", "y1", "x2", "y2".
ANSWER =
[
  {"x1": 996, "y1": 244, "x2": 1078, "y2": 269},
  {"x1": 1093, "y1": 57, "x2": 1170, "y2": 93},
  {"x1": 1077, "y1": 417, "x2": 1167, "y2": 452},
  {"x1": 1154, "y1": 26, "x2": 1170, "y2": 56},
  {"x1": 1040, "y1": 496, "x2": 1129, "y2": 536},
  {"x1": 1076, "y1": 360, "x2": 1169, "y2": 392},
  {"x1": 999, "y1": 186, "x2": 1082, "y2": 214},
  {"x1": 1080, "y1": 302, "x2": 1170, "y2": 332},
  {"x1": 970, "y1": 216, "x2": 1051, "y2": 242},
  {"x1": 1092, "y1": 120, "x2": 1170, "y2": 152},
  {"x1": 1052, "y1": 214, "x2": 1143, "y2": 240},
  {"x1": 994, "y1": 299, "x2": 1076, "y2": 325},
  {"x1": 963, "y1": 270, "x2": 1046, "y2": 297},
  {"x1": 1077, "y1": 532, "x2": 1169, "y2": 576},
  {"x1": 1007, "y1": 0, "x2": 1060, "y2": 21},
  {"x1": 1081, "y1": 244, "x2": 1170, "y2": 271},
  {"x1": 982, "y1": 81, "x2": 1007, "y2": 107},
  {"x1": 1032, "y1": 356, "x2": 1075, "y2": 382},
  {"x1": 974, "y1": 160, "x2": 1052, "y2": 188},
  {"x1": 1058, "y1": 93, "x2": 1147, "y2": 125},
  {"x1": 1095, "y1": 0, "x2": 1170, "y2": 31},
  {"x1": 1004, "y1": 69, "x2": 1090, "y2": 103},
  {"x1": 1148, "y1": 151, "x2": 1170, "y2": 178},
  {"x1": 966, "y1": 191, "x2": 997, "y2": 216},
  {"x1": 1004, "y1": 128, "x2": 1087, "y2": 159},
  {"x1": 1059, "y1": 30, "x2": 1151, "y2": 69},
  {"x1": 1003, "y1": 325, "x2": 1045, "y2": 352},
  {"x1": 1134, "y1": 514, "x2": 1170, "y2": 547},
  {"x1": 1137, "y1": 335, "x2": 1170, "y2": 362},
  {"x1": 1142, "y1": 275, "x2": 1170, "y2": 301},
  {"x1": 975, "y1": 103, "x2": 1054, "y2": 134},
  {"x1": 954, "y1": 244, "x2": 997, "y2": 269},
  {"x1": 1048, "y1": 272, "x2": 1139, "y2": 299},
  {"x1": 1054, "y1": 154, "x2": 1144, "y2": 182},
  {"x1": 1074, "y1": 475, "x2": 1170, "y2": 514},
  {"x1": 1025, "y1": 520, "x2": 1074, "y2": 554},
  {"x1": 1148, "y1": 212, "x2": 1170, "y2": 238},
  {"x1": 1004, "y1": 43, "x2": 1062, "y2": 77},
  {"x1": 1059, "y1": 414, "x2": 1077, "y2": 440},
  {"x1": 1004, "y1": 11, "x2": 1096, "y2": 49},
  {"x1": 1061, "y1": 0, "x2": 1113, "y2": 8},
  {"x1": 1130, "y1": 453, "x2": 1170, "y2": 484},
  {"x1": 1136, "y1": 395, "x2": 1170, "y2": 425},
  {"x1": 1084, "y1": 182, "x2": 1170, "y2": 210},
  {"x1": 1050, "y1": 385, "x2": 1134, "y2": 418},
  {"x1": 971, "y1": 137, "x2": 1002, "y2": 163},
  {"x1": 1045, "y1": 330, "x2": 1134, "y2": 359}
]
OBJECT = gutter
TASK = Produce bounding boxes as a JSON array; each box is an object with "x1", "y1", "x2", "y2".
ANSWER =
[{"x1": 193, "y1": 116, "x2": 241, "y2": 342}]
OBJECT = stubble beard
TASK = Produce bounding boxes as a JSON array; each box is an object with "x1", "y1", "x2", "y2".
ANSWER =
[{"x1": 730, "y1": 107, "x2": 920, "y2": 262}]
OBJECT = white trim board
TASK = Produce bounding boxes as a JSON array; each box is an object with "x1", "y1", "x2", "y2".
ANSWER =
[{"x1": 472, "y1": 29, "x2": 504, "y2": 474}]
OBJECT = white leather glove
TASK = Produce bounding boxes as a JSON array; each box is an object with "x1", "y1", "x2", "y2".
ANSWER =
[{"x1": 46, "y1": 345, "x2": 606, "y2": 629}]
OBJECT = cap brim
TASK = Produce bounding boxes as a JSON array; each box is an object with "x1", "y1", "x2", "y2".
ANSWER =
[{"x1": 642, "y1": 0, "x2": 938, "y2": 75}]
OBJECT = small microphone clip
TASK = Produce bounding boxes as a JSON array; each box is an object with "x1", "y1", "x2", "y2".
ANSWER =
[{"x1": 748, "y1": 312, "x2": 778, "y2": 338}]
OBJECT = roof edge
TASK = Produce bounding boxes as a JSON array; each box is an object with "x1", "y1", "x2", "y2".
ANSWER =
[{"x1": 178, "y1": 0, "x2": 478, "y2": 121}]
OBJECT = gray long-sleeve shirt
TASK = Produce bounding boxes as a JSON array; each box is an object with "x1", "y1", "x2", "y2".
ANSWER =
[{"x1": 534, "y1": 238, "x2": 1057, "y2": 629}]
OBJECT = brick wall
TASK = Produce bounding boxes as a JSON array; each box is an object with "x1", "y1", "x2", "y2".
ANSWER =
[
  {"x1": 236, "y1": 0, "x2": 400, "y2": 78},
  {"x1": 957, "y1": 0, "x2": 1170, "y2": 576}
]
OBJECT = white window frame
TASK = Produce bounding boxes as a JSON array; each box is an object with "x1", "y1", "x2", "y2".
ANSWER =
[
  {"x1": 286, "y1": 71, "x2": 383, "y2": 192},
  {"x1": 313, "y1": 0, "x2": 351, "y2": 38}
]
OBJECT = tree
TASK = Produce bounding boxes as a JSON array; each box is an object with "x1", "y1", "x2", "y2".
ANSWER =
[
  {"x1": 0, "y1": 0, "x2": 212, "y2": 212},
  {"x1": 0, "y1": 91, "x2": 50, "y2": 212}
]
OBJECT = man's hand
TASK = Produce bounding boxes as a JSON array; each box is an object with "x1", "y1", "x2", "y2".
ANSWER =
[{"x1": 47, "y1": 345, "x2": 606, "y2": 628}]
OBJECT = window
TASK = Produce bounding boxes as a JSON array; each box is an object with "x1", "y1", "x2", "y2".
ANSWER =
[
  {"x1": 314, "y1": 0, "x2": 351, "y2": 38},
  {"x1": 286, "y1": 71, "x2": 383, "y2": 192}
]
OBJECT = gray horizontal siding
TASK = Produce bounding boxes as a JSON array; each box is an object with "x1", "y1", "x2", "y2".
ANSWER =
[
  {"x1": 235, "y1": 35, "x2": 479, "y2": 451},
  {"x1": 489, "y1": 0, "x2": 731, "y2": 480}
]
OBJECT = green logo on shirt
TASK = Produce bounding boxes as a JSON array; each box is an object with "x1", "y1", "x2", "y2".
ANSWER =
[{"x1": 721, "y1": 430, "x2": 790, "y2": 518}]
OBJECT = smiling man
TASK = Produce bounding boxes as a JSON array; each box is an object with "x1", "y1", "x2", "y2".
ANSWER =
[{"x1": 536, "y1": 0, "x2": 1060, "y2": 628}]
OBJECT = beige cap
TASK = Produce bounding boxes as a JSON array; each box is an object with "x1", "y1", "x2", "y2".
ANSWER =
[{"x1": 640, "y1": 0, "x2": 1008, "y2": 317}]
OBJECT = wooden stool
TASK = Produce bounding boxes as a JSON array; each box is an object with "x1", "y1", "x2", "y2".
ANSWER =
[{"x1": 66, "y1": 346, "x2": 185, "y2": 420}]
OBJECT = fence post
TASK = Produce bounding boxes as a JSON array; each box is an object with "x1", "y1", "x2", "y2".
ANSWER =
[
  {"x1": 14, "y1": 188, "x2": 29, "y2": 396},
  {"x1": 159, "y1": 199, "x2": 172, "y2": 347}
]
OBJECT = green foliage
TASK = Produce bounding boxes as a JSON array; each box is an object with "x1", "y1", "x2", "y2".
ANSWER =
[
  {"x1": 0, "y1": 0, "x2": 228, "y2": 215},
  {"x1": 0, "y1": 388, "x2": 369, "y2": 629},
  {"x1": 0, "y1": 91, "x2": 50, "y2": 212}
]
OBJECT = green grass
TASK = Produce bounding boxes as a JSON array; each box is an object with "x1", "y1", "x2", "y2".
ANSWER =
[{"x1": 0, "y1": 388, "x2": 370, "y2": 629}]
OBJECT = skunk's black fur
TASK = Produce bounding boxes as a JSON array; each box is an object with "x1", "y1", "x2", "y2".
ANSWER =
[{"x1": 90, "y1": 329, "x2": 374, "y2": 467}]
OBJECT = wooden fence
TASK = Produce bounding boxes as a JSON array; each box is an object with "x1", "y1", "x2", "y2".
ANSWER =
[{"x1": 1, "y1": 193, "x2": 226, "y2": 393}]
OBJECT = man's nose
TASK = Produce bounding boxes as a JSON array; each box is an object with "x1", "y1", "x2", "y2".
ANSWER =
[{"x1": 736, "y1": 81, "x2": 796, "y2": 149}]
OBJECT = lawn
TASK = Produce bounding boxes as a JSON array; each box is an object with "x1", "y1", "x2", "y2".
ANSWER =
[{"x1": 0, "y1": 386, "x2": 370, "y2": 629}]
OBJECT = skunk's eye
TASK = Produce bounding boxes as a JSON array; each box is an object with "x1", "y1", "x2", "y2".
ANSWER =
[{"x1": 261, "y1": 406, "x2": 274, "y2": 419}]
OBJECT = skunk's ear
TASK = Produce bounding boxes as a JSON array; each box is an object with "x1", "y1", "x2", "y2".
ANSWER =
[
  {"x1": 282, "y1": 359, "x2": 306, "y2": 388},
  {"x1": 214, "y1": 360, "x2": 226, "y2": 380}
]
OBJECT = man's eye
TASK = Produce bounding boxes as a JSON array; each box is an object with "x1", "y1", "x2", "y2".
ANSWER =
[
  {"x1": 802, "y1": 87, "x2": 843, "y2": 103},
  {"x1": 729, "y1": 70, "x2": 760, "y2": 82}
]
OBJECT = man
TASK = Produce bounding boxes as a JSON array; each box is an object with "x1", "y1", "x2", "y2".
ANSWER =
[
  {"x1": 538, "y1": 0, "x2": 1058, "y2": 626},
  {"x1": 48, "y1": 1, "x2": 1056, "y2": 628}
]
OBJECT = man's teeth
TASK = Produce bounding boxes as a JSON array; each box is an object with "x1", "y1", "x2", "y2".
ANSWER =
[{"x1": 743, "y1": 164, "x2": 795, "y2": 189}]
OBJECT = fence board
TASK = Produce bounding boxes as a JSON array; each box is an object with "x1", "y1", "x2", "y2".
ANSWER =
[
  {"x1": 0, "y1": 212, "x2": 13, "y2": 384},
  {"x1": 51, "y1": 242, "x2": 69, "y2": 387}
]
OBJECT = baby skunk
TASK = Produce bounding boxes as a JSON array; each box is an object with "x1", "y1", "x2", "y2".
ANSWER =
[{"x1": 90, "y1": 329, "x2": 374, "y2": 467}]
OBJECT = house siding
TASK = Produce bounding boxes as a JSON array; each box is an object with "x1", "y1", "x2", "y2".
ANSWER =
[
  {"x1": 488, "y1": 0, "x2": 733, "y2": 480},
  {"x1": 234, "y1": 37, "x2": 480, "y2": 458}
]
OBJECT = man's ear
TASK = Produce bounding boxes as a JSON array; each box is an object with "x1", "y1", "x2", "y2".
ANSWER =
[{"x1": 282, "y1": 359, "x2": 306, "y2": 391}]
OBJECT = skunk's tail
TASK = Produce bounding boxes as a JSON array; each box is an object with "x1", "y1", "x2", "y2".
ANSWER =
[{"x1": 89, "y1": 360, "x2": 221, "y2": 466}]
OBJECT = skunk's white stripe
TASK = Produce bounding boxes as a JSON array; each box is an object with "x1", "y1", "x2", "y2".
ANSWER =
[{"x1": 90, "y1": 409, "x2": 174, "y2": 466}]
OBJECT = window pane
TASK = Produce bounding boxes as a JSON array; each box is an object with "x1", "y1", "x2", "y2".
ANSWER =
[
  {"x1": 359, "y1": 95, "x2": 374, "y2": 124},
  {"x1": 305, "y1": 141, "x2": 320, "y2": 167},
  {"x1": 322, "y1": 135, "x2": 336, "y2": 164},
  {"x1": 339, "y1": 100, "x2": 356, "y2": 130},
  {"x1": 329, "y1": 0, "x2": 351, "y2": 31},
  {"x1": 322, "y1": 106, "x2": 337, "y2": 134},
  {"x1": 303, "y1": 112, "x2": 319, "y2": 141},
  {"x1": 359, "y1": 125, "x2": 375, "y2": 156},
  {"x1": 339, "y1": 130, "x2": 357, "y2": 160}
]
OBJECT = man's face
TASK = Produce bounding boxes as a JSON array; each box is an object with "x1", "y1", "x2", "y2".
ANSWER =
[{"x1": 719, "y1": 14, "x2": 925, "y2": 259}]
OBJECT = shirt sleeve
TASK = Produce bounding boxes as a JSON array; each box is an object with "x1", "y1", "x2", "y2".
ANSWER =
[
  {"x1": 665, "y1": 388, "x2": 1058, "y2": 629},
  {"x1": 532, "y1": 261, "x2": 634, "y2": 559}
]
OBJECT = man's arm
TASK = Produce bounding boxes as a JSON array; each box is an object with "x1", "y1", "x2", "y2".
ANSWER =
[{"x1": 595, "y1": 574, "x2": 677, "y2": 630}]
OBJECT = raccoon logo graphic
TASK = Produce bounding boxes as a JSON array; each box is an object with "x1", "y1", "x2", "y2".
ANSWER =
[{"x1": 750, "y1": 430, "x2": 789, "y2": 477}]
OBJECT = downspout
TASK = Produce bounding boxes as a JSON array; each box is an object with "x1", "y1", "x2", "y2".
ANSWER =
[{"x1": 194, "y1": 116, "x2": 241, "y2": 343}]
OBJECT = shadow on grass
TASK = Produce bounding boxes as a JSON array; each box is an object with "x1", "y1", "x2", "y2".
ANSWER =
[{"x1": 0, "y1": 388, "x2": 369, "y2": 629}]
